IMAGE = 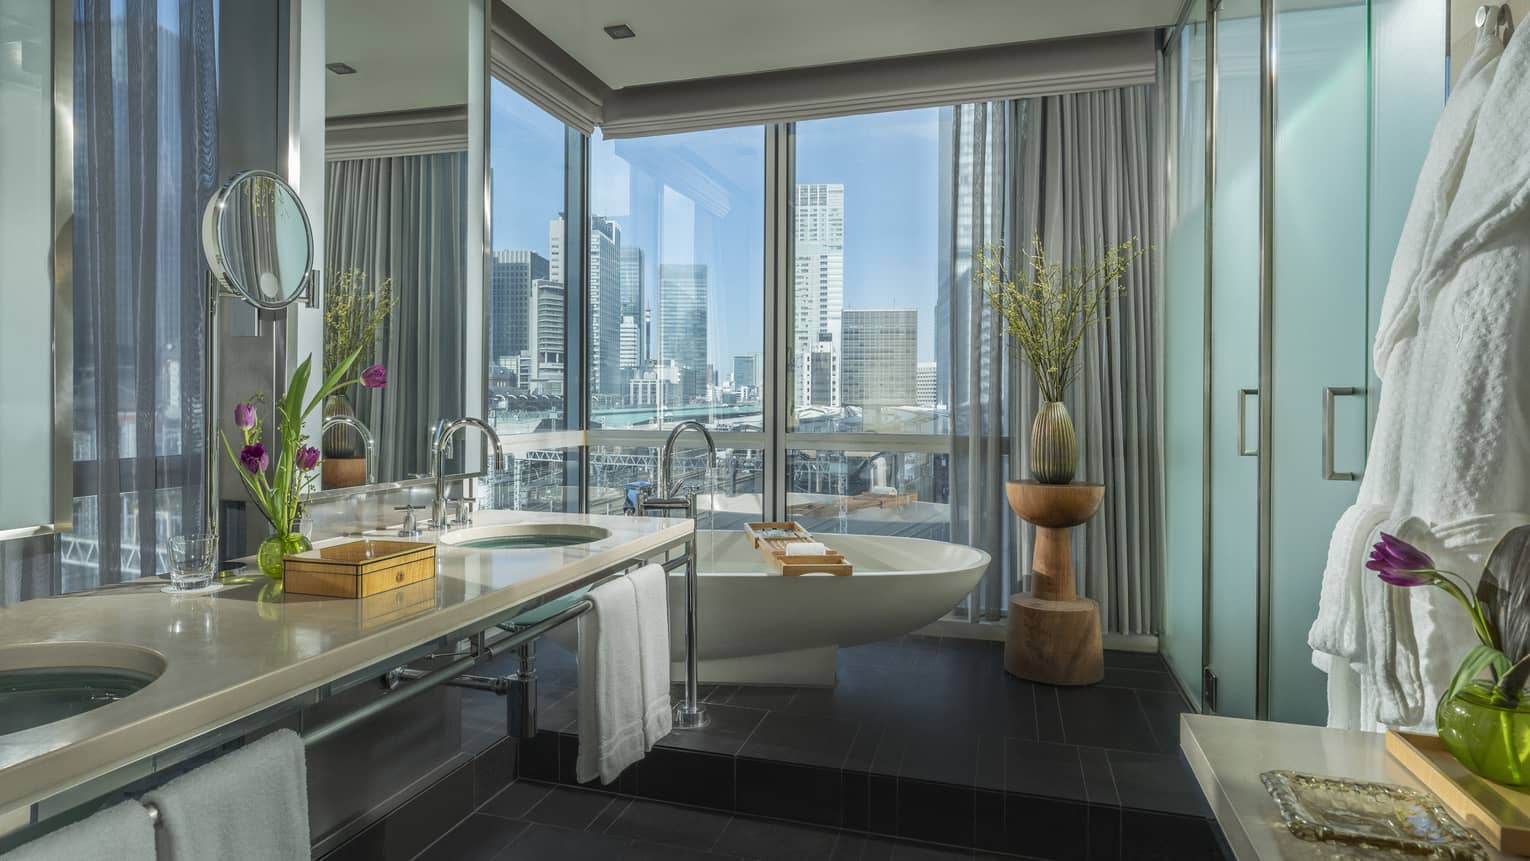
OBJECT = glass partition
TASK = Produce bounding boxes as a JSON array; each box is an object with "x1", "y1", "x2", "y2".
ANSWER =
[{"x1": 1161, "y1": 14, "x2": 1209, "y2": 707}]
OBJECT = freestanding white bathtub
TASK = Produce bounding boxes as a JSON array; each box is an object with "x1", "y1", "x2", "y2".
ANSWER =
[{"x1": 550, "y1": 530, "x2": 990, "y2": 686}]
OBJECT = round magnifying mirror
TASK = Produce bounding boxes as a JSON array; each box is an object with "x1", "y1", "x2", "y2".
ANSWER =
[{"x1": 201, "y1": 170, "x2": 314, "y2": 310}]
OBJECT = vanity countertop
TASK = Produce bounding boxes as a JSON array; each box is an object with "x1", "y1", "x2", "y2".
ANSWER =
[
  {"x1": 0, "y1": 510, "x2": 691, "y2": 822},
  {"x1": 1182, "y1": 713, "x2": 1521, "y2": 860}
]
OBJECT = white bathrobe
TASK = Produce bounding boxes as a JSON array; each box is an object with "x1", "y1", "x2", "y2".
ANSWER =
[
  {"x1": 1308, "y1": 24, "x2": 1504, "y2": 731},
  {"x1": 1389, "y1": 18, "x2": 1530, "y2": 725}
]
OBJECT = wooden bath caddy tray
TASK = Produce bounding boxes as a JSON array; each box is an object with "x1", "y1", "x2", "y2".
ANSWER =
[
  {"x1": 1386, "y1": 729, "x2": 1530, "y2": 854},
  {"x1": 283, "y1": 539, "x2": 437, "y2": 599},
  {"x1": 743, "y1": 521, "x2": 852, "y2": 577}
]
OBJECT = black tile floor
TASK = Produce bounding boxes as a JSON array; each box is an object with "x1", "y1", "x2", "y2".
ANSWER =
[
  {"x1": 455, "y1": 636, "x2": 1227, "y2": 860},
  {"x1": 416, "y1": 779, "x2": 1007, "y2": 860}
]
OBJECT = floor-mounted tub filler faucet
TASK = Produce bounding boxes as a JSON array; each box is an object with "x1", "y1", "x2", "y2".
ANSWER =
[
  {"x1": 320, "y1": 413, "x2": 376, "y2": 485},
  {"x1": 641, "y1": 419, "x2": 716, "y2": 729},
  {"x1": 429, "y1": 417, "x2": 504, "y2": 529}
]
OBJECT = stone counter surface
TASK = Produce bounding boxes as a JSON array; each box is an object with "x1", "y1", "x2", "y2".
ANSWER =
[
  {"x1": 1181, "y1": 713, "x2": 1521, "y2": 860},
  {"x1": 0, "y1": 511, "x2": 691, "y2": 822}
]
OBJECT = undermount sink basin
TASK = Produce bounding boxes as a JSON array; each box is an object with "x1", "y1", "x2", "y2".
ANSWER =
[
  {"x1": 440, "y1": 523, "x2": 611, "y2": 550},
  {"x1": 0, "y1": 642, "x2": 166, "y2": 737}
]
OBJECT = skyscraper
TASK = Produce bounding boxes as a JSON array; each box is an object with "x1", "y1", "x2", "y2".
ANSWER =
[
  {"x1": 528, "y1": 279, "x2": 565, "y2": 395},
  {"x1": 916, "y1": 361, "x2": 938, "y2": 407},
  {"x1": 550, "y1": 215, "x2": 625, "y2": 398},
  {"x1": 489, "y1": 250, "x2": 548, "y2": 370},
  {"x1": 842, "y1": 308, "x2": 917, "y2": 423},
  {"x1": 589, "y1": 216, "x2": 622, "y2": 398},
  {"x1": 620, "y1": 246, "x2": 646, "y2": 368},
  {"x1": 733, "y1": 353, "x2": 762, "y2": 390},
  {"x1": 794, "y1": 184, "x2": 845, "y2": 407},
  {"x1": 659, "y1": 263, "x2": 709, "y2": 404},
  {"x1": 620, "y1": 315, "x2": 640, "y2": 375}
]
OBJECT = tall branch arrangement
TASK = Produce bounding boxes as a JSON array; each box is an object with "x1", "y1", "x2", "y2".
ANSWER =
[
  {"x1": 323, "y1": 270, "x2": 396, "y2": 381},
  {"x1": 976, "y1": 237, "x2": 1145, "y2": 403}
]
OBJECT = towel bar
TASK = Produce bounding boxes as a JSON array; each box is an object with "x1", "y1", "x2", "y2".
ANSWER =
[{"x1": 134, "y1": 543, "x2": 695, "y2": 829}]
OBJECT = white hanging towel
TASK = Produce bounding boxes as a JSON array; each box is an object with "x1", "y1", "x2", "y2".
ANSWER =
[
  {"x1": 577, "y1": 567, "x2": 672, "y2": 784},
  {"x1": 1309, "y1": 23, "x2": 1504, "y2": 730},
  {"x1": 628, "y1": 563, "x2": 674, "y2": 747},
  {"x1": 143, "y1": 728, "x2": 310, "y2": 861},
  {"x1": 0, "y1": 801, "x2": 154, "y2": 861}
]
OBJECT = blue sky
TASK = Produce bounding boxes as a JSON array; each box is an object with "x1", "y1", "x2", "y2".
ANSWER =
[{"x1": 490, "y1": 83, "x2": 940, "y2": 369}]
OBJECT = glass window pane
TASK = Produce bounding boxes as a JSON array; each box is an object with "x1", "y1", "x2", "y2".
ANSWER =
[
  {"x1": 588, "y1": 445, "x2": 762, "y2": 528},
  {"x1": 483, "y1": 448, "x2": 580, "y2": 513},
  {"x1": 785, "y1": 449, "x2": 949, "y2": 540},
  {"x1": 489, "y1": 82, "x2": 572, "y2": 433},
  {"x1": 790, "y1": 110, "x2": 945, "y2": 434},
  {"x1": 587, "y1": 127, "x2": 765, "y2": 431}
]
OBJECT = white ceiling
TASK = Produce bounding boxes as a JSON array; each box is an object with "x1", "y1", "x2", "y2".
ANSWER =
[
  {"x1": 508, "y1": 0, "x2": 1185, "y2": 89},
  {"x1": 326, "y1": 0, "x2": 471, "y2": 117}
]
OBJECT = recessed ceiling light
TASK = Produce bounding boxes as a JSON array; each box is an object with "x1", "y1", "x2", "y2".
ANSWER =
[
  {"x1": 326, "y1": 62, "x2": 357, "y2": 75},
  {"x1": 603, "y1": 23, "x2": 635, "y2": 40}
]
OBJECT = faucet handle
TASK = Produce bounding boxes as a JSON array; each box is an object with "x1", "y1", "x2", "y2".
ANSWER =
[
  {"x1": 394, "y1": 504, "x2": 423, "y2": 537},
  {"x1": 446, "y1": 496, "x2": 477, "y2": 526}
]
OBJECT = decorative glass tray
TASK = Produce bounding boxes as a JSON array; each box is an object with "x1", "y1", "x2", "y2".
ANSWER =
[{"x1": 1261, "y1": 770, "x2": 1486, "y2": 860}]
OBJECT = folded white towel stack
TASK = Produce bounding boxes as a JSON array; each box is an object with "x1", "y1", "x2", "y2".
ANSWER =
[
  {"x1": 784, "y1": 541, "x2": 828, "y2": 557},
  {"x1": 143, "y1": 728, "x2": 309, "y2": 861},
  {"x1": 0, "y1": 800, "x2": 154, "y2": 861},
  {"x1": 577, "y1": 564, "x2": 672, "y2": 784}
]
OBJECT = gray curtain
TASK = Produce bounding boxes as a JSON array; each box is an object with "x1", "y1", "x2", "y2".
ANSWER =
[
  {"x1": 325, "y1": 152, "x2": 468, "y2": 481},
  {"x1": 951, "y1": 87, "x2": 1163, "y2": 635},
  {"x1": 1, "y1": 0, "x2": 219, "y2": 605}
]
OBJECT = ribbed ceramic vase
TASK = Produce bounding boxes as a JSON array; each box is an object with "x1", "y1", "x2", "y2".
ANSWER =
[{"x1": 1030, "y1": 401, "x2": 1078, "y2": 484}]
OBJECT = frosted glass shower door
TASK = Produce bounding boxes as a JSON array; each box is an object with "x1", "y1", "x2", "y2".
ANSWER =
[
  {"x1": 1161, "y1": 17, "x2": 1209, "y2": 705},
  {"x1": 1267, "y1": 0, "x2": 1370, "y2": 726},
  {"x1": 1205, "y1": 0, "x2": 1263, "y2": 720}
]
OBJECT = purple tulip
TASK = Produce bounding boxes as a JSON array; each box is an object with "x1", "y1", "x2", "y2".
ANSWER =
[
  {"x1": 295, "y1": 445, "x2": 320, "y2": 471},
  {"x1": 239, "y1": 443, "x2": 269, "y2": 475},
  {"x1": 361, "y1": 365, "x2": 387, "y2": 389},
  {"x1": 234, "y1": 402, "x2": 256, "y2": 430},
  {"x1": 1366, "y1": 532, "x2": 1437, "y2": 587}
]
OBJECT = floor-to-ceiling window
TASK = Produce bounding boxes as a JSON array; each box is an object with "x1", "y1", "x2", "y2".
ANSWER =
[
  {"x1": 785, "y1": 109, "x2": 950, "y2": 540},
  {"x1": 486, "y1": 81, "x2": 582, "y2": 511},
  {"x1": 584, "y1": 126, "x2": 766, "y2": 525}
]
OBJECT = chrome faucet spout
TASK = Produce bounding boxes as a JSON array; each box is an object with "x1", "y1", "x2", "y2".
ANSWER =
[
  {"x1": 430, "y1": 417, "x2": 504, "y2": 528},
  {"x1": 321, "y1": 414, "x2": 376, "y2": 485},
  {"x1": 658, "y1": 420, "x2": 716, "y2": 500}
]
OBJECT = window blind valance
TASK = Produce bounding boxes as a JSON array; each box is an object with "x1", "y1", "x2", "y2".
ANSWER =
[
  {"x1": 326, "y1": 106, "x2": 469, "y2": 161},
  {"x1": 490, "y1": 2, "x2": 608, "y2": 134},
  {"x1": 598, "y1": 29, "x2": 1157, "y2": 139}
]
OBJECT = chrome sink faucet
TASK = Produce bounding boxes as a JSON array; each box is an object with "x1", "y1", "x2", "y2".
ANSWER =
[
  {"x1": 320, "y1": 414, "x2": 376, "y2": 485},
  {"x1": 429, "y1": 417, "x2": 504, "y2": 529}
]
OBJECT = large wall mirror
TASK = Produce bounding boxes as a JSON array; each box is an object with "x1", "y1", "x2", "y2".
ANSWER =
[
  {"x1": 0, "y1": 0, "x2": 67, "y2": 535},
  {"x1": 320, "y1": 0, "x2": 481, "y2": 487}
]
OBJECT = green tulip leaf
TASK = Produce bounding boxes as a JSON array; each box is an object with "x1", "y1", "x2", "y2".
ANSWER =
[{"x1": 1479, "y1": 525, "x2": 1530, "y2": 669}]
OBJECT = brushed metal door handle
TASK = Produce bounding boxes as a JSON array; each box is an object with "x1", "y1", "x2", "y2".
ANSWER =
[
  {"x1": 1237, "y1": 388, "x2": 1258, "y2": 457},
  {"x1": 1323, "y1": 386, "x2": 1362, "y2": 481}
]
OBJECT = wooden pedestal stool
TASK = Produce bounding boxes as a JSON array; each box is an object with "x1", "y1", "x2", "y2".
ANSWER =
[{"x1": 1004, "y1": 480, "x2": 1105, "y2": 686}]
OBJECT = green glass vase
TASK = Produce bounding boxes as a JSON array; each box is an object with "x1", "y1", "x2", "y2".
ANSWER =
[
  {"x1": 1436, "y1": 681, "x2": 1530, "y2": 786},
  {"x1": 256, "y1": 532, "x2": 312, "y2": 580}
]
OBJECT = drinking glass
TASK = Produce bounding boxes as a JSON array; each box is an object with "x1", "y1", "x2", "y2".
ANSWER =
[{"x1": 168, "y1": 535, "x2": 218, "y2": 591}]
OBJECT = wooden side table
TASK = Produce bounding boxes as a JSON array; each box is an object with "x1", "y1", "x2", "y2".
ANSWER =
[{"x1": 1004, "y1": 480, "x2": 1105, "y2": 686}]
